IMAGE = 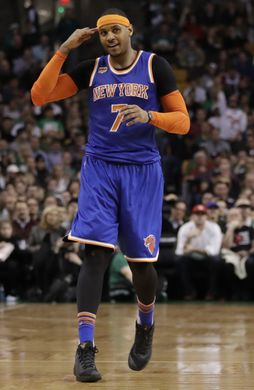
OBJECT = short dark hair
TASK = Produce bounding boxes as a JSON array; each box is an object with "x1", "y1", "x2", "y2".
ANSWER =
[{"x1": 100, "y1": 8, "x2": 128, "y2": 18}]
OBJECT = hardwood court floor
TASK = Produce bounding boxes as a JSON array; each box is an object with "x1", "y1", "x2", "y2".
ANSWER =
[{"x1": 0, "y1": 303, "x2": 254, "y2": 390}]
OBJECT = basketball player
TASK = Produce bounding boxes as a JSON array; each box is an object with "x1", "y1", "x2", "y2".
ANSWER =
[{"x1": 31, "y1": 8, "x2": 190, "y2": 382}]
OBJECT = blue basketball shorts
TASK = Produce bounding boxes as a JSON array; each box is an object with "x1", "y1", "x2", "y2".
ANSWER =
[{"x1": 66, "y1": 155, "x2": 164, "y2": 262}]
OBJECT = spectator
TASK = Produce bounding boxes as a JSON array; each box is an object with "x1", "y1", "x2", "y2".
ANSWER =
[
  {"x1": 202, "y1": 127, "x2": 231, "y2": 158},
  {"x1": 49, "y1": 164, "x2": 70, "y2": 195},
  {"x1": 43, "y1": 195, "x2": 59, "y2": 208},
  {"x1": 182, "y1": 150, "x2": 213, "y2": 205},
  {"x1": 0, "y1": 192, "x2": 17, "y2": 219},
  {"x1": 27, "y1": 197, "x2": 40, "y2": 224},
  {"x1": 222, "y1": 200, "x2": 254, "y2": 299},
  {"x1": 183, "y1": 81, "x2": 207, "y2": 107},
  {"x1": 34, "y1": 155, "x2": 49, "y2": 186},
  {"x1": 108, "y1": 250, "x2": 133, "y2": 302},
  {"x1": 32, "y1": 34, "x2": 51, "y2": 65},
  {"x1": 151, "y1": 23, "x2": 175, "y2": 61},
  {"x1": 38, "y1": 105, "x2": 64, "y2": 141},
  {"x1": 56, "y1": 7, "x2": 79, "y2": 45},
  {"x1": 220, "y1": 94, "x2": 247, "y2": 146},
  {"x1": 213, "y1": 179, "x2": 235, "y2": 208},
  {"x1": 25, "y1": 0, "x2": 40, "y2": 37},
  {"x1": 45, "y1": 140, "x2": 63, "y2": 169},
  {"x1": 12, "y1": 200, "x2": 35, "y2": 247},
  {"x1": 63, "y1": 198, "x2": 78, "y2": 230},
  {"x1": 175, "y1": 204, "x2": 223, "y2": 300},
  {"x1": 206, "y1": 201, "x2": 220, "y2": 223},
  {"x1": 44, "y1": 242, "x2": 83, "y2": 303},
  {"x1": 55, "y1": 7, "x2": 80, "y2": 70},
  {"x1": 177, "y1": 39, "x2": 205, "y2": 70},
  {"x1": 157, "y1": 200, "x2": 187, "y2": 300},
  {"x1": 0, "y1": 219, "x2": 21, "y2": 300},
  {"x1": 28, "y1": 205, "x2": 66, "y2": 299}
]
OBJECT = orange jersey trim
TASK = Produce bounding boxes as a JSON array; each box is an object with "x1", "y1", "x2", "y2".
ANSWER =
[
  {"x1": 124, "y1": 250, "x2": 159, "y2": 263},
  {"x1": 66, "y1": 232, "x2": 116, "y2": 250},
  {"x1": 108, "y1": 51, "x2": 143, "y2": 75},
  {"x1": 148, "y1": 53, "x2": 155, "y2": 83}
]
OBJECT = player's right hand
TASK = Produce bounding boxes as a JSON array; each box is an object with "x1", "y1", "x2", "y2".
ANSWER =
[{"x1": 59, "y1": 27, "x2": 98, "y2": 54}]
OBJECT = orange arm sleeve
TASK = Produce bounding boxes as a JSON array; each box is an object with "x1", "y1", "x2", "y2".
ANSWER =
[
  {"x1": 31, "y1": 51, "x2": 78, "y2": 106},
  {"x1": 150, "y1": 90, "x2": 190, "y2": 134}
]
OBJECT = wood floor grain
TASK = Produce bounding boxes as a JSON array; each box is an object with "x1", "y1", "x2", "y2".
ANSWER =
[{"x1": 0, "y1": 303, "x2": 254, "y2": 389}]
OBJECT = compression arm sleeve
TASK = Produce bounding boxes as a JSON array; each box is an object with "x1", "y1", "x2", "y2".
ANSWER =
[
  {"x1": 31, "y1": 51, "x2": 78, "y2": 106},
  {"x1": 150, "y1": 90, "x2": 190, "y2": 135}
]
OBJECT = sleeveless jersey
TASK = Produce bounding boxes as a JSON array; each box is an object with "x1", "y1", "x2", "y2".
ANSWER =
[{"x1": 86, "y1": 51, "x2": 161, "y2": 164}]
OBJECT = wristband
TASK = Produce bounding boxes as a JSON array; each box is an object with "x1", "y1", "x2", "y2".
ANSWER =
[{"x1": 147, "y1": 110, "x2": 152, "y2": 123}]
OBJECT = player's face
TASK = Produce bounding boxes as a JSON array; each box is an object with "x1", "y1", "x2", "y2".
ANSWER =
[{"x1": 98, "y1": 24, "x2": 132, "y2": 56}]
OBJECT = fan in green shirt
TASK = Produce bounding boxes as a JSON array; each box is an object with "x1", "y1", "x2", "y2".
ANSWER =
[{"x1": 108, "y1": 251, "x2": 134, "y2": 302}]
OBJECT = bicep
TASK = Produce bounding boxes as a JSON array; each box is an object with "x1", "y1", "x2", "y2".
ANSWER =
[
  {"x1": 152, "y1": 55, "x2": 177, "y2": 96},
  {"x1": 152, "y1": 55, "x2": 188, "y2": 115}
]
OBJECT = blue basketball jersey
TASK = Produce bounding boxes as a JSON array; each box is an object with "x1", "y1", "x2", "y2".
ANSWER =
[{"x1": 86, "y1": 51, "x2": 161, "y2": 164}]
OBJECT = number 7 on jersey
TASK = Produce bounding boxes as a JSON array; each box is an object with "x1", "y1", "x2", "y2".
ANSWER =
[{"x1": 110, "y1": 104, "x2": 128, "y2": 132}]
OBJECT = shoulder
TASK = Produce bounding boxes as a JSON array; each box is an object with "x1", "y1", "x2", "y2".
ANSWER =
[
  {"x1": 68, "y1": 59, "x2": 96, "y2": 75},
  {"x1": 206, "y1": 221, "x2": 222, "y2": 233},
  {"x1": 140, "y1": 51, "x2": 173, "y2": 69},
  {"x1": 67, "y1": 59, "x2": 97, "y2": 90},
  {"x1": 179, "y1": 221, "x2": 193, "y2": 232},
  {"x1": 151, "y1": 54, "x2": 174, "y2": 72}
]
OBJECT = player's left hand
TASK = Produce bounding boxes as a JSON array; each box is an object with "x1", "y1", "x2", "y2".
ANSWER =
[{"x1": 120, "y1": 105, "x2": 150, "y2": 126}]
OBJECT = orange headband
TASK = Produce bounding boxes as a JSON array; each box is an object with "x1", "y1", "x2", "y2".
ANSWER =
[{"x1": 96, "y1": 15, "x2": 130, "y2": 29}]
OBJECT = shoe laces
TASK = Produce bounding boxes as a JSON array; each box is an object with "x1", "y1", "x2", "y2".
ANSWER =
[
  {"x1": 135, "y1": 326, "x2": 152, "y2": 354},
  {"x1": 78, "y1": 344, "x2": 98, "y2": 369}
]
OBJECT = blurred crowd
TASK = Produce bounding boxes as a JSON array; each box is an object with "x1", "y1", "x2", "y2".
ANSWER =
[{"x1": 1, "y1": 0, "x2": 254, "y2": 303}]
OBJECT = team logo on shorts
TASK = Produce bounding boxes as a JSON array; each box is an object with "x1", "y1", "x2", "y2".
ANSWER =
[
  {"x1": 98, "y1": 66, "x2": 108, "y2": 74},
  {"x1": 144, "y1": 234, "x2": 156, "y2": 255}
]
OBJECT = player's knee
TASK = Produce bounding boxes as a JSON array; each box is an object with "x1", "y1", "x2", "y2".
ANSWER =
[{"x1": 129, "y1": 261, "x2": 154, "y2": 275}]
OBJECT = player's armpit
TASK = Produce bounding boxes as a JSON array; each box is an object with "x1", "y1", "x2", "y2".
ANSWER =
[
  {"x1": 31, "y1": 51, "x2": 78, "y2": 106},
  {"x1": 150, "y1": 90, "x2": 190, "y2": 134}
]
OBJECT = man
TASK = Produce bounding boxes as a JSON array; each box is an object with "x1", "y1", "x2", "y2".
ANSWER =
[
  {"x1": 161, "y1": 200, "x2": 187, "y2": 237},
  {"x1": 31, "y1": 8, "x2": 190, "y2": 382},
  {"x1": 157, "y1": 200, "x2": 187, "y2": 300},
  {"x1": 213, "y1": 179, "x2": 235, "y2": 208},
  {"x1": 108, "y1": 248, "x2": 134, "y2": 302},
  {"x1": 218, "y1": 93, "x2": 247, "y2": 154},
  {"x1": 175, "y1": 204, "x2": 222, "y2": 300},
  {"x1": 206, "y1": 201, "x2": 219, "y2": 223},
  {"x1": 202, "y1": 126, "x2": 231, "y2": 157},
  {"x1": 12, "y1": 201, "x2": 35, "y2": 246},
  {"x1": 222, "y1": 199, "x2": 254, "y2": 299}
]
